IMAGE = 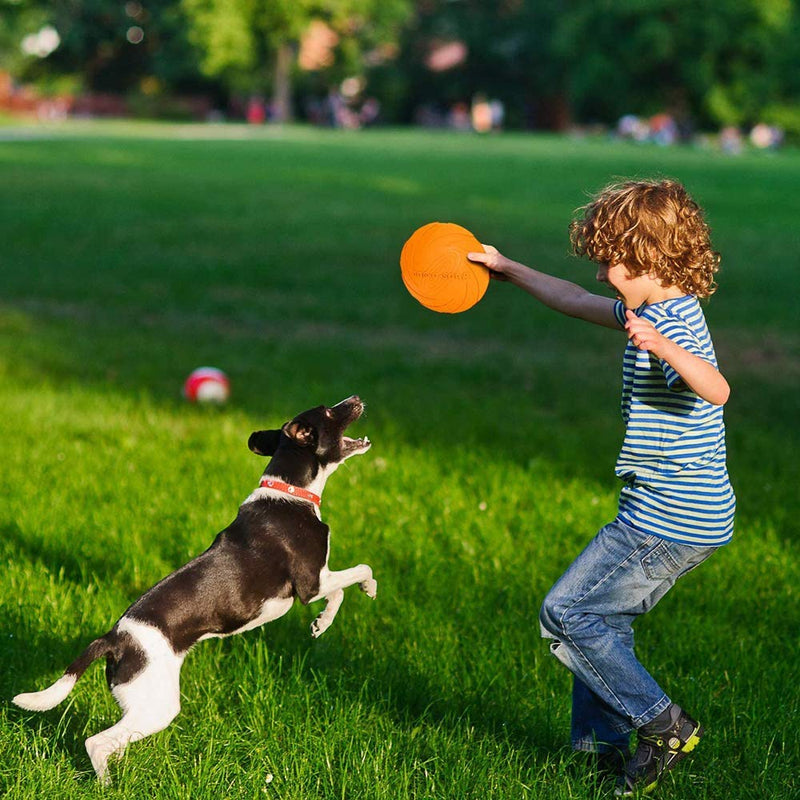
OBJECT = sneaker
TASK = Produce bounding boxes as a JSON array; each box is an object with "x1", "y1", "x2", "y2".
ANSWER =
[{"x1": 614, "y1": 705, "x2": 703, "y2": 795}]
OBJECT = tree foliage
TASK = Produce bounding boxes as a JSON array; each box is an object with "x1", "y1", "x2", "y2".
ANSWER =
[
  {"x1": 181, "y1": 0, "x2": 411, "y2": 118},
  {"x1": 554, "y1": 0, "x2": 797, "y2": 128},
  {"x1": 371, "y1": 0, "x2": 566, "y2": 128},
  {"x1": 1, "y1": 0, "x2": 799, "y2": 131},
  {"x1": 1, "y1": 0, "x2": 205, "y2": 94}
]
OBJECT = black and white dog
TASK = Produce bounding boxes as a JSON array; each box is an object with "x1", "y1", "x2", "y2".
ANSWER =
[{"x1": 13, "y1": 396, "x2": 376, "y2": 783}]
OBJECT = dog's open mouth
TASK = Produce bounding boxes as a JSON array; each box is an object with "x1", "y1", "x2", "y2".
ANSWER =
[{"x1": 342, "y1": 435, "x2": 371, "y2": 456}]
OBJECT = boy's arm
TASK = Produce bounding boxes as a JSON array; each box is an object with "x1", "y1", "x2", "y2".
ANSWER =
[
  {"x1": 468, "y1": 247, "x2": 620, "y2": 329},
  {"x1": 625, "y1": 310, "x2": 730, "y2": 406}
]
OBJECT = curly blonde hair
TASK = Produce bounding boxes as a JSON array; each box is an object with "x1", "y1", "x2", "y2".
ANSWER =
[{"x1": 569, "y1": 179, "x2": 720, "y2": 298}]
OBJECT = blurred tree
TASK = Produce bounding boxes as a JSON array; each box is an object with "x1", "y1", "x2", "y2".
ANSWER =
[
  {"x1": 553, "y1": 0, "x2": 797, "y2": 129},
  {"x1": 373, "y1": 0, "x2": 568, "y2": 128},
  {"x1": 761, "y1": 0, "x2": 800, "y2": 134},
  {"x1": 1, "y1": 0, "x2": 210, "y2": 98},
  {"x1": 2, "y1": 0, "x2": 798, "y2": 131},
  {"x1": 181, "y1": 0, "x2": 412, "y2": 121},
  {"x1": 0, "y1": 0, "x2": 54, "y2": 80}
]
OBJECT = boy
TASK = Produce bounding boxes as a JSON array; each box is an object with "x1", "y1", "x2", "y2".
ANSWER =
[{"x1": 468, "y1": 179, "x2": 735, "y2": 795}]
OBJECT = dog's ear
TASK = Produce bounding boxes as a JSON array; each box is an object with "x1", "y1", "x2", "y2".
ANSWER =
[
  {"x1": 248, "y1": 430, "x2": 282, "y2": 456},
  {"x1": 282, "y1": 420, "x2": 318, "y2": 448}
]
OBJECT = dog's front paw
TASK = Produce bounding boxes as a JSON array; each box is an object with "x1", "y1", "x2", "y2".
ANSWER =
[
  {"x1": 360, "y1": 578, "x2": 377, "y2": 599},
  {"x1": 311, "y1": 615, "x2": 331, "y2": 638}
]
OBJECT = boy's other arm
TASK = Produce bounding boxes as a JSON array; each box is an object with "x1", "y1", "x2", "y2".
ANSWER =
[
  {"x1": 468, "y1": 247, "x2": 620, "y2": 329},
  {"x1": 625, "y1": 310, "x2": 731, "y2": 406}
]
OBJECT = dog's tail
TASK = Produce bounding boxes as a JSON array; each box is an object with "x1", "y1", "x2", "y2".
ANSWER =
[{"x1": 12, "y1": 634, "x2": 115, "y2": 712}]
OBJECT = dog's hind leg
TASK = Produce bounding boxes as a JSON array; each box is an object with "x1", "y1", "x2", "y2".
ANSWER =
[
  {"x1": 86, "y1": 696, "x2": 180, "y2": 785},
  {"x1": 86, "y1": 619, "x2": 184, "y2": 784}
]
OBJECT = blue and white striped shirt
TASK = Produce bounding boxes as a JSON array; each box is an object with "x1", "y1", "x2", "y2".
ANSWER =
[{"x1": 613, "y1": 297, "x2": 735, "y2": 546}]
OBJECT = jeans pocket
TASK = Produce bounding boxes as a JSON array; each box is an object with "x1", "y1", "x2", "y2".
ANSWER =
[{"x1": 640, "y1": 540, "x2": 682, "y2": 581}]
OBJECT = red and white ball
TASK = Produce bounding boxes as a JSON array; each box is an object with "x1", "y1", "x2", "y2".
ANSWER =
[{"x1": 183, "y1": 367, "x2": 230, "y2": 404}]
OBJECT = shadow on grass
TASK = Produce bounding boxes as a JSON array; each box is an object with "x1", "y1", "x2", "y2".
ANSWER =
[
  {"x1": 2, "y1": 601, "x2": 113, "y2": 783},
  {"x1": 197, "y1": 594, "x2": 568, "y2": 772},
  {"x1": 2, "y1": 300, "x2": 626, "y2": 485},
  {"x1": 1, "y1": 521, "x2": 131, "y2": 593},
  {"x1": 4, "y1": 607, "x2": 562, "y2": 789},
  {"x1": 2, "y1": 298, "x2": 797, "y2": 793},
  {"x1": 5, "y1": 299, "x2": 796, "y2": 550}
]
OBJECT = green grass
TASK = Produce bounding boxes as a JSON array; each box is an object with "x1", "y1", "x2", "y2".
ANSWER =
[{"x1": 1, "y1": 121, "x2": 798, "y2": 799}]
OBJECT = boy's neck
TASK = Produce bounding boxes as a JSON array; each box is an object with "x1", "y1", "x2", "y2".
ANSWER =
[{"x1": 646, "y1": 284, "x2": 687, "y2": 304}]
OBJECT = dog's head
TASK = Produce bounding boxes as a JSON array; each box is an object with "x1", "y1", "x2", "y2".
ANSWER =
[{"x1": 249, "y1": 396, "x2": 371, "y2": 482}]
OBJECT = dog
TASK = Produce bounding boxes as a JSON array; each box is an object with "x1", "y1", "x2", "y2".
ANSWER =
[{"x1": 13, "y1": 395, "x2": 376, "y2": 783}]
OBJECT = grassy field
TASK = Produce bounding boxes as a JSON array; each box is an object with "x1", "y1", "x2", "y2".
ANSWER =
[{"x1": 1, "y1": 121, "x2": 798, "y2": 799}]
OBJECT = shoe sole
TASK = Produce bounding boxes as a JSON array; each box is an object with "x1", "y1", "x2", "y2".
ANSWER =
[{"x1": 615, "y1": 724, "x2": 704, "y2": 796}]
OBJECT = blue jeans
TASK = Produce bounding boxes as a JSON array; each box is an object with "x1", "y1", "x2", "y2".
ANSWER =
[{"x1": 539, "y1": 518, "x2": 716, "y2": 753}]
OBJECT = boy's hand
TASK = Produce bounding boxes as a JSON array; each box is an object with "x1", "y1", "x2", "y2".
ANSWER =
[
  {"x1": 625, "y1": 310, "x2": 669, "y2": 358},
  {"x1": 467, "y1": 245, "x2": 512, "y2": 281},
  {"x1": 625, "y1": 310, "x2": 730, "y2": 405}
]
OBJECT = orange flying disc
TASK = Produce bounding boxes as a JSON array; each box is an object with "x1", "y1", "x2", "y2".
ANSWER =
[{"x1": 400, "y1": 222, "x2": 489, "y2": 313}]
